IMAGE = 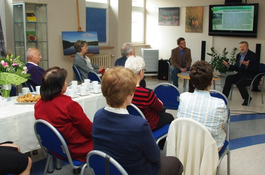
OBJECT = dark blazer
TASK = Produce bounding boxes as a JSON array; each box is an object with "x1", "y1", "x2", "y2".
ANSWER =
[
  {"x1": 170, "y1": 47, "x2": 192, "y2": 69},
  {"x1": 228, "y1": 50, "x2": 259, "y2": 79},
  {"x1": 114, "y1": 56, "x2": 127, "y2": 66}
]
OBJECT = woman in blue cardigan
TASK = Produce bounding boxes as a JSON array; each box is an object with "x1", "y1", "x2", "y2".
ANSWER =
[{"x1": 92, "y1": 67, "x2": 183, "y2": 175}]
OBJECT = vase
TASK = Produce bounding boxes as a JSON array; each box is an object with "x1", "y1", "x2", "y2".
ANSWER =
[{"x1": 1, "y1": 84, "x2": 12, "y2": 99}]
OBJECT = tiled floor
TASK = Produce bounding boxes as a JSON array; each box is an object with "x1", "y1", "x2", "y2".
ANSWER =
[{"x1": 30, "y1": 76, "x2": 265, "y2": 175}]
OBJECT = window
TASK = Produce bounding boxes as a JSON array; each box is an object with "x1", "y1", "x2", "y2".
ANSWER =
[
  {"x1": 86, "y1": 0, "x2": 107, "y2": 3},
  {"x1": 131, "y1": 0, "x2": 145, "y2": 43},
  {"x1": 86, "y1": 1, "x2": 108, "y2": 44}
]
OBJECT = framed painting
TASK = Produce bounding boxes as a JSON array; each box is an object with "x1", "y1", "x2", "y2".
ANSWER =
[
  {"x1": 158, "y1": 7, "x2": 180, "y2": 26},
  {"x1": 62, "y1": 31, "x2": 99, "y2": 55},
  {"x1": 185, "y1": 6, "x2": 203, "y2": 33}
]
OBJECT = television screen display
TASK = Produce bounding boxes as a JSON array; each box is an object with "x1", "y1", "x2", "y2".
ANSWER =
[{"x1": 208, "y1": 3, "x2": 259, "y2": 37}]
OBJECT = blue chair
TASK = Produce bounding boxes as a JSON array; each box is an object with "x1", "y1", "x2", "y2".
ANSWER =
[
  {"x1": 127, "y1": 103, "x2": 169, "y2": 145},
  {"x1": 209, "y1": 90, "x2": 230, "y2": 175},
  {"x1": 153, "y1": 83, "x2": 180, "y2": 110},
  {"x1": 88, "y1": 71, "x2": 101, "y2": 83},
  {"x1": 73, "y1": 65, "x2": 84, "y2": 83},
  {"x1": 34, "y1": 119, "x2": 85, "y2": 175},
  {"x1": 80, "y1": 150, "x2": 128, "y2": 175}
]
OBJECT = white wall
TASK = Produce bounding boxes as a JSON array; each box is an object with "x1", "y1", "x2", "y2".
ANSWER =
[
  {"x1": 146, "y1": 0, "x2": 265, "y2": 65},
  {"x1": 2, "y1": 0, "x2": 265, "y2": 83}
]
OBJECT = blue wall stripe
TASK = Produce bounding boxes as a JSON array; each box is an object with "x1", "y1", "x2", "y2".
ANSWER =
[
  {"x1": 230, "y1": 113, "x2": 265, "y2": 122},
  {"x1": 229, "y1": 134, "x2": 265, "y2": 150}
]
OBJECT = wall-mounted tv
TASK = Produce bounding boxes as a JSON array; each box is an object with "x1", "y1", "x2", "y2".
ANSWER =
[{"x1": 208, "y1": 3, "x2": 259, "y2": 37}]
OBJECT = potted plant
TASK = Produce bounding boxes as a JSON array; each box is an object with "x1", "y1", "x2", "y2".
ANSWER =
[
  {"x1": 207, "y1": 47, "x2": 237, "y2": 88},
  {"x1": 207, "y1": 47, "x2": 237, "y2": 73}
]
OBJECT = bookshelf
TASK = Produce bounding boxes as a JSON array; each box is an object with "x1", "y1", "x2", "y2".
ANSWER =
[{"x1": 13, "y1": 2, "x2": 48, "y2": 70}]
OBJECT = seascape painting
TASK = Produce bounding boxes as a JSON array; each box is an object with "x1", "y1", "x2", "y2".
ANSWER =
[
  {"x1": 62, "y1": 31, "x2": 99, "y2": 55},
  {"x1": 158, "y1": 7, "x2": 180, "y2": 26}
]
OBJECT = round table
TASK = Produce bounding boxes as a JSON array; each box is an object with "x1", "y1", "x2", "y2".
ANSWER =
[{"x1": 178, "y1": 71, "x2": 221, "y2": 91}]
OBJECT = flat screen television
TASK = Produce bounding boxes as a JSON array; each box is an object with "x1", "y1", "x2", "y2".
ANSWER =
[{"x1": 208, "y1": 3, "x2": 259, "y2": 37}]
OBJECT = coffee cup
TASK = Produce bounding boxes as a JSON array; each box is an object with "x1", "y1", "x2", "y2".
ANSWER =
[
  {"x1": 80, "y1": 87, "x2": 86, "y2": 96},
  {"x1": 67, "y1": 89, "x2": 74, "y2": 97},
  {"x1": 35, "y1": 86, "x2": 41, "y2": 94},
  {"x1": 22, "y1": 87, "x2": 30, "y2": 95},
  {"x1": 92, "y1": 81, "x2": 99, "y2": 93}
]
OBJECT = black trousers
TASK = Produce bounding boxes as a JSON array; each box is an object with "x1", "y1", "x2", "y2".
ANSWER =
[{"x1": 222, "y1": 73, "x2": 252, "y2": 100}]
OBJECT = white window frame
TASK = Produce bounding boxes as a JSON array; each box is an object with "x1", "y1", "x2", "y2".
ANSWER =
[
  {"x1": 86, "y1": 1, "x2": 109, "y2": 45},
  {"x1": 131, "y1": 1, "x2": 145, "y2": 44}
]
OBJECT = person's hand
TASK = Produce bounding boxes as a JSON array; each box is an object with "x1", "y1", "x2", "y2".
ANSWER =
[
  {"x1": 240, "y1": 60, "x2": 249, "y2": 66},
  {"x1": 98, "y1": 66, "x2": 105, "y2": 71},
  {"x1": 158, "y1": 99, "x2": 164, "y2": 105},
  {"x1": 180, "y1": 68, "x2": 187, "y2": 72},
  {"x1": 222, "y1": 60, "x2": 229, "y2": 67}
]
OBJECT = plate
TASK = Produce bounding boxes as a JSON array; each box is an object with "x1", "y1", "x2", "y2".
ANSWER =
[
  {"x1": 15, "y1": 101, "x2": 36, "y2": 104},
  {"x1": 80, "y1": 93, "x2": 90, "y2": 96},
  {"x1": 71, "y1": 94, "x2": 79, "y2": 98}
]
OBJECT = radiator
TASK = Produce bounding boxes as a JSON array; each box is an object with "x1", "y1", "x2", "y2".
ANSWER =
[
  {"x1": 90, "y1": 54, "x2": 112, "y2": 68},
  {"x1": 141, "y1": 48, "x2": 159, "y2": 73}
]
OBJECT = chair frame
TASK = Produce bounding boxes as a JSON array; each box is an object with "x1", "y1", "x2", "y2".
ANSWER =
[
  {"x1": 127, "y1": 103, "x2": 169, "y2": 145},
  {"x1": 229, "y1": 63, "x2": 265, "y2": 106},
  {"x1": 88, "y1": 71, "x2": 102, "y2": 83},
  {"x1": 80, "y1": 150, "x2": 128, "y2": 175},
  {"x1": 153, "y1": 82, "x2": 180, "y2": 110},
  {"x1": 73, "y1": 65, "x2": 84, "y2": 83},
  {"x1": 34, "y1": 119, "x2": 85, "y2": 175},
  {"x1": 209, "y1": 90, "x2": 230, "y2": 175}
]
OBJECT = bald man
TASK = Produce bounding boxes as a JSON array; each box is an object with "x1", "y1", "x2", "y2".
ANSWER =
[{"x1": 25, "y1": 48, "x2": 45, "y2": 91}]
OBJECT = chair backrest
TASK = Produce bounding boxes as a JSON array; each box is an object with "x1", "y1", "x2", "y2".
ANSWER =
[
  {"x1": 87, "y1": 150, "x2": 128, "y2": 175},
  {"x1": 34, "y1": 119, "x2": 82, "y2": 168},
  {"x1": 22, "y1": 82, "x2": 34, "y2": 92},
  {"x1": 209, "y1": 90, "x2": 229, "y2": 106},
  {"x1": 166, "y1": 118, "x2": 219, "y2": 175},
  {"x1": 259, "y1": 63, "x2": 265, "y2": 73},
  {"x1": 88, "y1": 71, "x2": 101, "y2": 83},
  {"x1": 73, "y1": 65, "x2": 84, "y2": 83},
  {"x1": 153, "y1": 83, "x2": 180, "y2": 110},
  {"x1": 126, "y1": 103, "x2": 146, "y2": 119}
]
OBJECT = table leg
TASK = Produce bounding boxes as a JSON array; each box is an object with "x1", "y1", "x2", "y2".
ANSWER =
[{"x1": 184, "y1": 79, "x2": 187, "y2": 92}]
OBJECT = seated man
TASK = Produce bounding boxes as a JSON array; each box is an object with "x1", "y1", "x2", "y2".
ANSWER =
[
  {"x1": 0, "y1": 142, "x2": 32, "y2": 175},
  {"x1": 222, "y1": 41, "x2": 259, "y2": 105},
  {"x1": 177, "y1": 60, "x2": 227, "y2": 151},
  {"x1": 25, "y1": 48, "x2": 45, "y2": 91},
  {"x1": 115, "y1": 42, "x2": 146, "y2": 88},
  {"x1": 170, "y1": 37, "x2": 194, "y2": 92},
  {"x1": 93, "y1": 67, "x2": 183, "y2": 175}
]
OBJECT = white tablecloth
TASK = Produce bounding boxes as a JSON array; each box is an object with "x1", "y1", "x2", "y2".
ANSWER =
[{"x1": 0, "y1": 93, "x2": 106, "y2": 153}]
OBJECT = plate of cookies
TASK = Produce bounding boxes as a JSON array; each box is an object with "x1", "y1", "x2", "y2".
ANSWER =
[{"x1": 15, "y1": 93, "x2": 41, "y2": 104}]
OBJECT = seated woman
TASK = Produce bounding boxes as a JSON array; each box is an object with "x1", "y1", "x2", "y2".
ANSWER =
[
  {"x1": 73, "y1": 40, "x2": 105, "y2": 79},
  {"x1": 93, "y1": 67, "x2": 183, "y2": 175},
  {"x1": 0, "y1": 142, "x2": 32, "y2": 175},
  {"x1": 177, "y1": 61, "x2": 227, "y2": 151},
  {"x1": 125, "y1": 56, "x2": 174, "y2": 131},
  {"x1": 34, "y1": 67, "x2": 93, "y2": 161}
]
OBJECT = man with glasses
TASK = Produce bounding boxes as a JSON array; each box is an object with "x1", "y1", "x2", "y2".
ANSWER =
[{"x1": 170, "y1": 37, "x2": 194, "y2": 92}]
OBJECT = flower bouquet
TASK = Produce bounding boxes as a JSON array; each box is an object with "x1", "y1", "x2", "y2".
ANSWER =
[{"x1": 0, "y1": 54, "x2": 31, "y2": 98}]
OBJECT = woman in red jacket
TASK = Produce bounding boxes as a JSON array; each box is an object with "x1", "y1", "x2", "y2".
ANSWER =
[{"x1": 34, "y1": 66, "x2": 93, "y2": 162}]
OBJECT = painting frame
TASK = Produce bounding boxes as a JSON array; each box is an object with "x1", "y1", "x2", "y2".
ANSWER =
[
  {"x1": 185, "y1": 6, "x2": 204, "y2": 33},
  {"x1": 62, "y1": 31, "x2": 99, "y2": 55},
  {"x1": 158, "y1": 7, "x2": 180, "y2": 26}
]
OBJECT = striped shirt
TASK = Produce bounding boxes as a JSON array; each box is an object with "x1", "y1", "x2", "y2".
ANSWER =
[
  {"x1": 177, "y1": 90, "x2": 227, "y2": 149},
  {"x1": 132, "y1": 86, "x2": 163, "y2": 130}
]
